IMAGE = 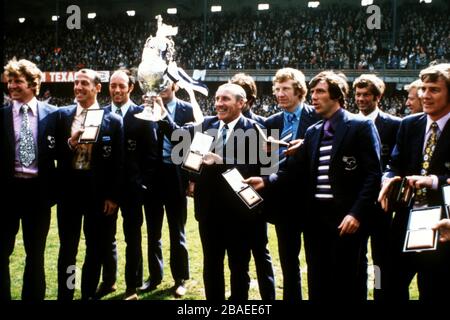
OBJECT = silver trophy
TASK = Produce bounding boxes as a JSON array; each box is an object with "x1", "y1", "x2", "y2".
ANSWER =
[{"x1": 135, "y1": 15, "x2": 177, "y2": 121}]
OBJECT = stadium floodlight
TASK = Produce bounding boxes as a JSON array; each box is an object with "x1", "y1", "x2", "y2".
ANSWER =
[
  {"x1": 126, "y1": 10, "x2": 135, "y2": 16},
  {"x1": 308, "y1": 2, "x2": 320, "y2": 8},
  {"x1": 211, "y1": 5, "x2": 222, "y2": 12},
  {"x1": 258, "y1": 4, "x2": 270, "y2": 10},
  {"x1": 18, "y1": 17, "x2": 26, "y2": 23},
  {"x1": 167, "y1": 8, "x2": 177, "y2": 14},
  {"x1": 51, "y1": 15, "x2": 59, "y2": 21},
  {"x1": 419, "y1": 0, "x2": 432, "y2": 3},
  {"x1": 361, "y1": 0, "x2": 373, "y2": 5},
  {"x1": 87, "y1": 13, "x2": 96, "y2": 19}
]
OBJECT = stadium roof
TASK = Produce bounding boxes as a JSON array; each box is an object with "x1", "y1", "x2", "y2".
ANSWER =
[{"x1": 4, "y1": 0, "x2": 448, "y2": 24}]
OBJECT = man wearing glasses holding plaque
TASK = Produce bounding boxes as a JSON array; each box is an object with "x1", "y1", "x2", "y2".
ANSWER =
[
  {"x1": 378, "y1": 63, "x2": 450, "y2": 301},
  {"x1": 55, "y1": 69, "x2": 124, "y2": 300}
]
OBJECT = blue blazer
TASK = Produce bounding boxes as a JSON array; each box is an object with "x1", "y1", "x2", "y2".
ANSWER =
[
  {"x1": 243, "y1": 109, "x2": 266, "y2": 126},
  {"x1": 274, "y1": 109, "x2": 382, "y2": 223},
  {"x1": 0, "y1": 101, "x2": 58, "y2": 206},
  {"x1": 374, "y1": 110, "x2": 401, "y2": 171},
  {"x1": 55, "y1": 105, "x2": 124, "y2": 203},
  {"x1": 104, "y1": 103, "x2": 158, "y2": 195},
  {"x1": 386, "y1": 113, "x2": 450, "y2": 206}
]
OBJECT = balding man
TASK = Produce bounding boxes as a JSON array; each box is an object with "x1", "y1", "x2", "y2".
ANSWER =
[
  {"x1": 55, "y1": 69, "x2": 124, "y2": 300},
  {"x1": 157, "y1": 83, "x2": 265, "y2": 300}
]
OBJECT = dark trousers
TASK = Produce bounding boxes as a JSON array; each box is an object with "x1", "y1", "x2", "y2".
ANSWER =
[
  {"x1": 0, "y1": 178, "x2": 51, "y2": 301},
  {"x1": 304, "y1": 201, "x2": 366, "y2": 301},
  {"x1": 99, "y1": 213, "x2": 118, "y2": 288},
  {"x1": 385, "y1": 211, "x2": 450, "y2": 301},
  {"x1": 57, "y1": 174, "x2": 112, "y2": 300},
  {"x1": 359, "y1": 209, "x2": 392, "y2": 301},
  {"x1": 250, "y1": 219, "x2": 275, "y2": 300},
  {"x1": 143, "y1": 164, "x2": 189, "y2": 284},
  {"x1": 275, "y1": 222, "x2": 302, "y2": 300},
  {"x1": 198, "y1": 217, "x2": 251, "y2": 301}
]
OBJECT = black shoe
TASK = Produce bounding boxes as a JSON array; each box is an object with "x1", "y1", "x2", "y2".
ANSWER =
[
  {"x1": 173, "y1": 280, "x2": 187, "y2": 298},
  {"x1": 138, "y1": 279, "x2": 161, "y2": 293},
  {"x1": 94, "y1": 282, "x2": 117, "y2": 299}
]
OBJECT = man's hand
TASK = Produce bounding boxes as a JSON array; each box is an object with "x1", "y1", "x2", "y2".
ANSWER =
[
  {"x1": 338, "y1": 214, "x2": 360, "y2": 236},
  {"x1": 433, "y1": 219, "x2": 450, "y2": 243},
  {"x1": 203, "y1": 152, "x2": 223, "y2": 165},
  {"x1": 68, "y1": 129, "x2": 84, "y2": 149},
  {"x1": 406, "y1": 175, "x2": 433, "y2": 189},
  {"x1": 242, "y1": 177, "x2": 265, "y2": 191},
  {"x1": 104, "y1": 199, "x2": 118, "y2": 216},
  {"x1": 186, "y1": 181, "x2": 195, "y2": 197},
  {"x1": 283, "y1": 139, "x2": 304, "y2": 157},
  {"x1": 378, "y1": 176, "x2": 402, "y2": 212}
]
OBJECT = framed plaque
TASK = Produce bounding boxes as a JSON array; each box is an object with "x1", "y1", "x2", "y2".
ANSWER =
[
  {"x1": 79, "y1": 109, "x2": 104, "y2": 144},
  {"x1": 181, "y1": 132, "x2": 214, "y2": 174},
  {"x1": 403, "y1": 206, "x2": 442, "y2": 253},
  {"x1": 222, "y1": 168, "x2": 263, "y2": 209},
  {"x1": 386, "y1": 177, "x2": 415, "y2": 211}
]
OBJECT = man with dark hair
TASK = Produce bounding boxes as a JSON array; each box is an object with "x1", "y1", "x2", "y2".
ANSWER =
[
  {"x1": 96, "y1": 69, "x2": 158, "y2": 300},
  {"x1": 0, "y1": 59, "x2": 58, "y2": 300},
  {"x1": 353, "y1": 74, "x2": 401, "y2": 300},
  {"x1": 379, "y1": 63, "x2": 450, "y2": 301},
  {"x1": 55, "y1": 68, "x2": 124, "y2": 300},
  {"x1": 246, "y1": 70, "x2": 382, "y2": 301}
]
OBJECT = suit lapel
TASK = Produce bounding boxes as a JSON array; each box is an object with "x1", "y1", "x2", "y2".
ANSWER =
[
  {"x1": 4, "y1": 104, "x2": 15, "y2": 157},
  {"x1": 411, "y1": 115, "x2": 427, "y2": 169},
  {"x1": 309, "y1": 122, "x2": 323, "y2": 173},
  {"x1": 430, "y1": 117, "x2": 450, "y2": 170},
  {"x1": 37, "y1": 101, "x2": 50, "y2": 149},
  {"x1": 331, "y1": 110, "x2": 349, "y2": 162},
  {"x1": 375, "y1": 112, "x2": 385, "y2": 138}
]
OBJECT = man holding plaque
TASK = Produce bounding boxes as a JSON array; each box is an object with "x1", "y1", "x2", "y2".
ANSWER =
[
  {"x1": 54, "y1": 69, "x2": 124, "y2": 300},
  {"x1": 261, "y1": 68, "x2": 319, "y2": 300},
  {"x1": 379, "y1": 63, "x2": 450, "y2": 301},
  {"x1": 0, "y1": 59, "x2": 58, "y2": 300},
  {"x1": 156, "y1": 83, "x2": 263, "y2": 300},
  {"x1": 353, "y1": 74, "x2": 401, "y2": 300},
  {"x1": 140, "y1": 81, "x2": 194, "y2": 297},
  {"x1": 245, "y1": 71, "x2": 382, "y2": 301}
]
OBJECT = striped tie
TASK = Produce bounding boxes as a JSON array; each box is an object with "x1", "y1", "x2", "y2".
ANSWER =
[
  {"x1": 315, "y1": 120, "x2": 334, "y2": 200},
  {"x1": 278, "y1": 113, "x2": 296, "y2": 162}
]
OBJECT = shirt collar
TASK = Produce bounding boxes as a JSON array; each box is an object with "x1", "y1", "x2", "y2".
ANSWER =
[
  {"x1": 76, "y1": 101, "x2": 100, "y2": 116},
  {"x1": 166, "y1": 98, "x2": 177, "y2": 115},
  {"x1": 219, "y1": 114, "x2": 242, "y2": 132},
  {"x1": 112, "y1": 100, "x2": 131, "y2": 116},
  {"x1": 359, "y1": 107, "x2": 379, "y2": 121},
  {"x1": 13, "y1": 97, "x2": 38, "y2": 117},
  {"x1": 426, "y1": 111, "x2": 450, "y2": 134},
  {"x1": 283, "y1": 103, "x2": 303, "y2": 122}
]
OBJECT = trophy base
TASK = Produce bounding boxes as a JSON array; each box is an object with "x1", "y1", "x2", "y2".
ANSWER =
[{"x1": 134, "y1": 106, "x2": 167, "y2": 122}]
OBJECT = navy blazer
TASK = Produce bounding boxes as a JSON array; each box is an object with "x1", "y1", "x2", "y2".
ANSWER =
[
  {"x1": 0, "y1": 101, "x2": 58, "y2": 206},
  {"x1": 374, "y1": 110, "x2": 401, "y2": 171},
  {"x1": 55, "y1": 105, "x2": 124, "y2": 203},
  {"x1": 243, "y1": 109, "x2": 266, "y2": 126},
  {"x1": 104, "y1": 103, "x2": 158, "y2": 194},
  {"x1": 386, "y1": 113, "x2": 450, "y2": 206},
  {"x1": 273, "y1": 109, "x2": 382, "y2": 223},
  {"x1": 264, "y1": 103, "x2": 320, "y2": 142}
]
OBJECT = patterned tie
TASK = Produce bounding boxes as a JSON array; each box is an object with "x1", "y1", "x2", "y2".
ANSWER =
[
  {"x1": 415, "y1": 122, "x2": 439, "y2": 205},
  {"x1": 216, "y1": 124, "x2": 229, "y2": 159},
  {"x1": 115, "y1": 107, "x2": 123, "y2": 117},
  {"x1": 19, "y1": 104, "x2": 36, "y2": 167}
]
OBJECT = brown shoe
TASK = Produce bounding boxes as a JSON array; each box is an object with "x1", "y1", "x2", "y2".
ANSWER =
[{"x1": 94, "y1": 282, "x2": 117, "y2": 299}]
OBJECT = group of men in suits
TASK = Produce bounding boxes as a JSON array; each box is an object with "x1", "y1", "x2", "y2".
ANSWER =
[{"x1": 2, "y1": 57, "x2": 450, "y2": 301}]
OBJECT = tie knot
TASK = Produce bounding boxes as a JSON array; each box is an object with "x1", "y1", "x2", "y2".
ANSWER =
[
  {"x1": 21, "y1": 104, "x2": 29, "y2": 113},
  {"x1": 222, "y1": 124, "x2": 229, "y2": 131},
  {"x1": 430, "y1": 122, "x2": 438, "y2": 131}
]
